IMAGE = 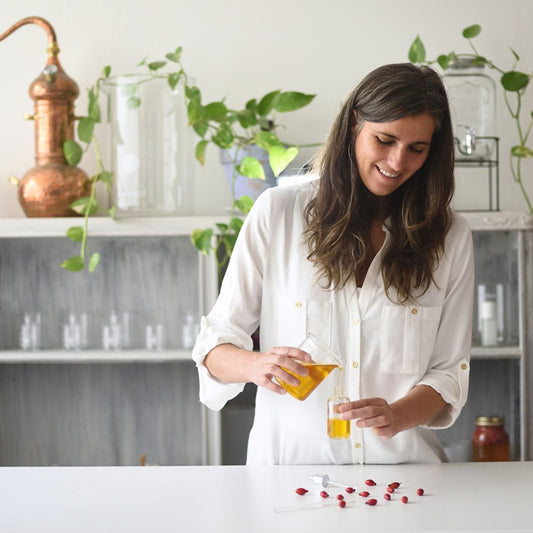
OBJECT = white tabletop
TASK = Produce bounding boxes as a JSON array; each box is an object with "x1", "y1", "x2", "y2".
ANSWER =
[{"x1": 0, "y1": 462, "x2": 531, "y2": 533}]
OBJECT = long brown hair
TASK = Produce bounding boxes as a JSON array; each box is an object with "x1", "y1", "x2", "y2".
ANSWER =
[{"x1": 304, "y1": 63, "x2": 455, "y2": 302}]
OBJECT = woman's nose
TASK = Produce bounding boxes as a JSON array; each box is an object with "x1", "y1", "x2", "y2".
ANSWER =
[{"x1": 388, "y1": 146, "x2": 407, "y2": 170}]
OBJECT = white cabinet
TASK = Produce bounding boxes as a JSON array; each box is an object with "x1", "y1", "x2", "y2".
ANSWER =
[
  {"x1": 0, "y1": 216, "x2": 220, "y2": 466},
  {"x1": 438, "y1": 212, "x2": 533, "y2": 461}
]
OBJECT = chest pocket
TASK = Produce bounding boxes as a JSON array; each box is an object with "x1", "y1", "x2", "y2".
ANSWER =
[
  {"x1": 272, "y1": 289, "x2": 332, "y2": 347},
  {"x1": 379, "y1": 304, "x2": 442, "y2": 374}
]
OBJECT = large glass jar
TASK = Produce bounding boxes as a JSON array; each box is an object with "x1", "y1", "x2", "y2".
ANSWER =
[
  {"x1": 472, "y1": 415, "x2": 510, "y2": 461},
  {"x1": 105, "y1": 74, "x2": 194, "y2": 216},
  {"x1": 444, "y1": 59, "x2": 497, "y2": 161}
]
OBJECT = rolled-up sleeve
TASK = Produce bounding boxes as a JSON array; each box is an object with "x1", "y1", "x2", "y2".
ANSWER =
[
  {"x1": 418, "y1": 215, "x2": 475, "y2": 429},
  {"x1": 191, "y1": 189, "x2": 272, "y2": 411}
]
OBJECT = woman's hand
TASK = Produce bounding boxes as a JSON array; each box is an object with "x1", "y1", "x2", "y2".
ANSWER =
[
  {"x1": 338, "y1": 397, "x2": 399, "y2": 439},
  {"x1": 246, "y1": 346, "x2": 313, "y2": 395}
]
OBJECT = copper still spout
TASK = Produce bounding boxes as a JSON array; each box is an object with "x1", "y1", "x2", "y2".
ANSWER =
[{"x1": 0, "y1": 16, "x2": 90, "y2": 217}]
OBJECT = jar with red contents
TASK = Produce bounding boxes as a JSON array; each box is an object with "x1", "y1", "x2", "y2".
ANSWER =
[{"x1": 472, "y1": 415, "x2": 510, "y2": 461}]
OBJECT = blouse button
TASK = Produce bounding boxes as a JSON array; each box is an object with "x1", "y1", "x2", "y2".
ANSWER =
[
  {"x1": 295, "y1": 301, "x2": 302, "y2": 308},
  {"x1": 354, "y1": 442, "x2": 362, "y2": 449},
  {"x1": 352, "y1": 318, "x2": 360, "y2": 326},
  {"x1": 411, "y1": 308, "x2": 418, "y2": 315},
  {"x1": 352, "y1": 361, "x2": 359, "y2": 369},
  {"x1": 461, "y1": 363, "x2": 468, "y2": 370}
]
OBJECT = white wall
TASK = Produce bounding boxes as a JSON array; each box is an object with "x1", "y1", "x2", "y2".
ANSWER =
[{"x1": 1, "y1": 0, "x2": 531, "y2": 217}]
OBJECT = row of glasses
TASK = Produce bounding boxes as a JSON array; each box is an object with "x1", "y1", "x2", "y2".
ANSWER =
[{"x1": 17, "y1": 311, "x2": 199, "y2": 352}]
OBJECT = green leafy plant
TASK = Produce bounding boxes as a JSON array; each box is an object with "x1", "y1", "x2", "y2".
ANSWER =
[
  {"x1": 188, "y1": 88, "x2": 317, "y2": 278},
  {"x1": 409, "y1": 24, "x2": 533, "y2": 215},
  {"x1": 61, "y1": 46, "x2": 317, "y2": 277}
]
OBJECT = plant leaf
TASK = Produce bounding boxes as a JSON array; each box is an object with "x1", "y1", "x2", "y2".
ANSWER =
[
  {"x1": 437, "y1": 54, "x2": 451, "y2": 70},
  {"x1": 88, "y1": 88, "x2": 101, "y2": 122},
  {"x1": 408, "y1": 35, "x2": 426, "y2": 63},
  {"x1": 166, "y1": 47, "x2": 182, "y2": 63},
  {"x1": 63, "y1": 139, "x2": 83, "y2": 166},
  {"x1": 501, "y1": 71, "x2": 530, "y2": 92},
  {"x1": 127, "y1": 96, "x2": 141, "y2": 109},
  {"x1": 257, "y1": 90, "x2": 280, "y2": 116},
  {"x1": 77, "y1": 117, "x2": 95, "y2": 144},
  {"x1": 148, "y1": 61, "x2": 167, "y2": 71},
  {"x1": 168, "y1": 72, "x2": 181, "y2": 90},
  {"x1": 274, "y1": 91, "x2": 315, "y2": 113},
  {"x1": 204, "y1": 102, "x2": 228, "y2": 122},
  {"x1": 66, "y1": 226, "x2": 84, "y2": 242},
  {"x1": 254, "y1": 131, "x2": 281, "y2": 151},
  {"x1": 103, "y1": 65, "x2": 111, "y2": 78},
  {"x1": 88, "y1": 253, "x2": 100, "y2": 273},
  {"x1": 228, "y1": 216, "x2": 244, "y2": 232},
  {"x1": 193, "y1": 121, "x2": 209, "y2": 137},
  {"x1": 61, "y1": 255, "x2": 85, "y2": 272},
  {"x1": 98, "y1": 170, "x2": 113, "y2": 189},
  {"x1": 234, "y1": 195, "x2": 254, "y2": 215},
  {"x1": 109, "y1": 205, "x2": 116, "y2": 219},
  {"x1": 463, "y1": 24, "x2": 481, "y2": 39},
  {"x1": 269, "y1": 145, "x2": 299, "y2": 177},
  {"x1": 237, "y1": 109, "x2": 258, "y2": 129},
  {"x1": 191, "y1": 228, "x2": 213, "y2": 254},
  {"x1": 212, "y1": 123, "x2": 234, "y2": 149},
  {"x1": 70, "y1": 196, "x2": 98, "y2": 216},
  {"x1": 187, "y1": 100, "x2": 205, "y2": 124},
  {"x1": 510, "y1": 48, "x2": 520, "y2": 61},
  {"x1": 511, "y1": 145, "x2": 533, "y2": 158},
  {"x1": 237, "y1": 156, "x2": 265, "y2": 179},
  {"x1": 195, "y1": 140, "x2": 209, "y2": 164}
]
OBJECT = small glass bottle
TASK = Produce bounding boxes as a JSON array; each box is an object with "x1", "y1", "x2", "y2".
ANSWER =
[
  {"x1": 327, "y1": 387, "x2": 351, "y2": 439},
  {"x1": 480, "y1": 300, "x2": 498, "y2": 346},
  {"x1": 472, "y1": 415, "x2": 510, "y2": 462}
]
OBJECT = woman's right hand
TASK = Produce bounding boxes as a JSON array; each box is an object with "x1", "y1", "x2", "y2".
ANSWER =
[{"x1": 247, "y1": 346, "x2": 313, "y2": 395}]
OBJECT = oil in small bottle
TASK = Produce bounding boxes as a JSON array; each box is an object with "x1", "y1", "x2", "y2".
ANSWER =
[{"x1": 327, "y1": 386, "x2": 351, "y2": 439}]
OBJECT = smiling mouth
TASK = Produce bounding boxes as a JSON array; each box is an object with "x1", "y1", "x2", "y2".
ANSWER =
[{"x1": 377, "y1": 166, "x2": 399, "y2": 178}]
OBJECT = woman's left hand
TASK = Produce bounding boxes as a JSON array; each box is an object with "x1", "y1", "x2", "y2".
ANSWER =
[{"x1": 338, "y1": 397, "x2": 399, "y2": 439}]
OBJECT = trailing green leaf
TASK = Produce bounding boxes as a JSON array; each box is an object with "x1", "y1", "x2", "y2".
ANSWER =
[
  {"x1": 77, "y1": 117, "x2": 95, "y2": 144},
  {"x1": 61, "y1": 255, "x2": 85, "y2": 272},
  {"x1": 66, "y1": 226, "x2": 84, "y2": 242},
  {"x1": 463, "y1": 24, "x2": 481, "y2": 39},
  {"x1": 237, "y1": 156, "x2": 265, "y2": 179},
  {"x1": 408, "y1": 36, "x2": 426, "y2": 63},
  {"x1": 268, "y1": 145, "x2": 299, "y2": 177},
  {"x1": 195, "y1": 140, "x2": 209, "y2": 164},
  {"x1": 501, "y1": 71, "x2": 530, "y2": 92},
  {"x1": 257, "y1": 90, "x2": 280, "y2": 116},
  {"x1": 191, "y1": 228, "x2": 213, "y2": 255},
  {"x1": 63, "y1": 139, "x2": 83, "y2": 166},
  {"x1": 88, "y1": 253, "x2": 100, "y2": 273},
  {"x1": 511, "y1": 145, "x2": 533, "y2": 158},
  {"x1": 274, "y1": 91, "x2": 315, "y2": 112}
]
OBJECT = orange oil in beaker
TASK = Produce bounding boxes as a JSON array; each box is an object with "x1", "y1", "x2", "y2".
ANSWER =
[{"x1": 276, "y1": 363, "x2": 338, "y2": 401}]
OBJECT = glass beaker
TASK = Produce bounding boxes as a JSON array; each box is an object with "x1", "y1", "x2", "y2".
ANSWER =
[
  {"x1": 275, "y1": 333, "x2": 342, "y2": 401},
  {"x1": 105, "y1": 74, "x2": 194, "y2": 215}
]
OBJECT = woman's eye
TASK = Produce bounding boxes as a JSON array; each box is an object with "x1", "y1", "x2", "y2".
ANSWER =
[
  {"x1": 410, "y1": 146, "x2": 424, "y2": 154},
  {"x1": 376, "y1": 137, "x2": 391, "y2": 146}
]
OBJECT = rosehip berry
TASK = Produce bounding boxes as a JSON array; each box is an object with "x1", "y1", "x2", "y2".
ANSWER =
[
  {"x1": 388, "y1": 482, "x2": 401, "y2": 489},
  {"x1": 339, "y1": 500, "x2": 346, "y2": 508},
  {"x1": 345, "y1": 487, "x2": 355, "y2": 494},
  {"x1": 336, "y1": 494, "x2": 345, "y2": 500},
  {"x1": 295, "y1": 487, "x2": 308, "y2": 495},
  {"x1": 365, "y1": 498, "x2": 378, "y2": 506},
  {"x1": 417, "y1": 488, "x2": 425, "y2": 496},
  {"x1": 401, "y1": 496, "x2": 408, "y2": 504},
  {"x1": 359, "y1": 491, "x2": 370, "y2": 497},
  {"x1": 384, "y1": 493, "x2": 391, "y2": 501},
  {"x1": 320, "y1": 490, "x2": 329, "y2": 498},
  {"x1": 365, "y1": 479, "x2": 376, "y2": 486},
  {"x1": 386, "y1": 486, "x2": 395, "y2": 493}
]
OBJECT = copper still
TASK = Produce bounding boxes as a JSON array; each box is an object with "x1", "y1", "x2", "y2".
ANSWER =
[{"x1": 0, "y1": 16, "x2": 90, "y2": 217}]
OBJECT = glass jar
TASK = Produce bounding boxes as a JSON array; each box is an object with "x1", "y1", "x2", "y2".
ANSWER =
[
  {"x1": 472, "y1": 415, "x2": 510, "y2": 461},
  {"x1": 444, "y1": 58, "x2": 496, "y2": 160},
  {"x1": 327, "y1": 386, "x2": 351, "y2": 439},
  {"x1": 105, "y1": 74, "x2": 194, "y2": 216}
]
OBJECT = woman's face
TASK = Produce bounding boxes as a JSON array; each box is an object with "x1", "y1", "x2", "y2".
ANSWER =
[{"x1": 354, "y1": 112, "x2": 435, "y2": 197}]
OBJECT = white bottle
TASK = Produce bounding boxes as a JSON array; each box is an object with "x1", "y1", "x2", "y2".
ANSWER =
[{"x1": 481, "y1": 300, "x2": 498, "y2": 346}]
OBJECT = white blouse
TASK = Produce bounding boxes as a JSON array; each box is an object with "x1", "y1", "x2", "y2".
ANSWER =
[{"x1": 192, "y1": 180, "x2": 475, "y2": 465}]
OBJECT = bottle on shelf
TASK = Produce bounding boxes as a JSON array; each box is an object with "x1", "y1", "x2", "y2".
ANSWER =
[{"x1": 472, "y1": 415, "x2": 510, "y2": 462}]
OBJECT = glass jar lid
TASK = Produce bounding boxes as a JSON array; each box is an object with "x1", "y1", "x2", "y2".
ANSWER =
[{"x1": 475, "y1": 415, "x2": 505, "y2": 426}]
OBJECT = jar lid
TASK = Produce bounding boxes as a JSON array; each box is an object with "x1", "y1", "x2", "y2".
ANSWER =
[{"x1": 475, "y1": 415, "x2": 505, "y2": 426}]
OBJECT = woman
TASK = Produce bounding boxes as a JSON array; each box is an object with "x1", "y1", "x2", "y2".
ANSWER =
[{"x1": 192, "y1": 63, "x2": 474, "y2": 465}]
